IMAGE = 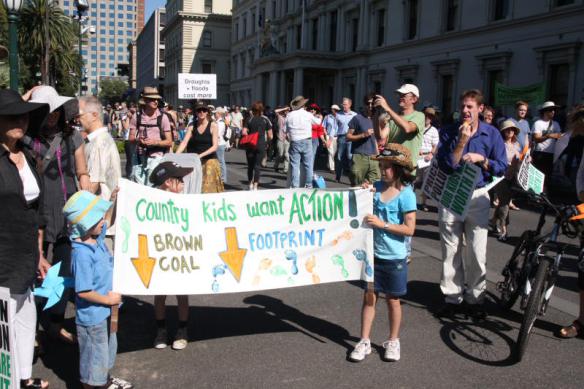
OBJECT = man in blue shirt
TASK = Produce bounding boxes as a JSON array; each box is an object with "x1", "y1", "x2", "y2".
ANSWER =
[
  {"x1": 347, "y1": 94, "x2": 380, "y2": 186},
  {"x1": 323, "y1": 104, "x2": 340, "y2": 173},
  {"x1": 335, "y1": 98, "x2": 357, "y2": 183},
  {"x1": 436, "y1": 89, "x2": 507, "y2": 319},
  {"x1": 509, "y1": 100, "x2": 531, "y2": 151}
]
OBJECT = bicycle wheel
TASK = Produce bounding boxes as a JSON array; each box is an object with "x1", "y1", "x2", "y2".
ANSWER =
[
  {"x1": 498, "y1": 232, "x2": 531, "y2": 309},
  {"x1": 515, "y1": 257, "x2": 550, "y2": 362}
]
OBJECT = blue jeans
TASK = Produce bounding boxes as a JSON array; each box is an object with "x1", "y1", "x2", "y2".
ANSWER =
[
  {"x1": 289, "y1": 138, "x2": 314, "y2": 188},
  {"x1": 335, "y1": 135, "x2": 352, "y2": 181},
  {"x1": 217, "y1": 144, "x2": 227, "y2": 182},
  {"x1": 312, "y1": 138, "x2": 319, "y2": 165},
  {"x1": 77, "y1": 320, "x2": 117, "y2": 386}
]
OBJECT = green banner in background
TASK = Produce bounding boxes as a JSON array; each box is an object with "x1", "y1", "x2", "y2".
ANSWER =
[{"x1": 494, "y1": 82, "x2": 546, "y2": 107}]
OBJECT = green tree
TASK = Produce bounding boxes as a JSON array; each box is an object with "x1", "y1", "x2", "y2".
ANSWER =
[
  {"x1": 99, "y1": 79, "x2": 129, "y2": 104},
  {"x1": 18, "y1": 0, "x2": 81, "y2": 90}
]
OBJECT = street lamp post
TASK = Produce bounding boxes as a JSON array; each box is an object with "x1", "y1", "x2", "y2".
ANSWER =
[
  {"x1": 2, "y1": 0, "x2": 24, "y2": 91},
  {"x1": 75, "y1": 0, "x2": 90, "y2": 96}
]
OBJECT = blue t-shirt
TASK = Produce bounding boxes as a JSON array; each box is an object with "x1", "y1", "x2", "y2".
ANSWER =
[
  {"x1": 348, "y1": 114, "x2": 377, "y2": 156},
  {"x1": 71, "y1": 223, "x2": 113, "y2": 326},
  {"x1": 373, "y1": 182, "x2": 417, "y2": 260}
]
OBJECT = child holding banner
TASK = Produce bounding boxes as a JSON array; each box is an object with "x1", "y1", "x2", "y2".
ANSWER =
[
  {"x1": 63, "y1": 191, "x2": 133, "y2": 389},
  {"x1": 149, "y1": 161, "x2": 194, "y2": 350},
  {"x1": 350, "y1": 144, "x2": 417, "y2": 363}
]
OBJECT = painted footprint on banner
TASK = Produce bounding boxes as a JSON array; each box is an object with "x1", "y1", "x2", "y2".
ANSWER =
[
  {"x1": 352, "y1": 249, "x2": 373, "y2": 277},
  {"x1": 284, "y1": 250, "x2": 299, "y2": 275},
  {"x1": 252, "y1": 258, "x2": 273, "y2": 286},
  {"x1": 270, "y1": 265, "x2": 294, "y2": 285},
  {"x1": 331, "y1": 255, "x2": 349, "y2": 278},
  {"x1": 330, "y1": 231, "x2": 353, "y2": 246},
  {"x1": 305, "y1": 256, "x2": 321, "y2": 284},
  {"x1": 211, "y1": 264, "x2": 228, "y2": 292},
  {"x1": 120, "y1": 217, "x2": 131, "y2": 253}
]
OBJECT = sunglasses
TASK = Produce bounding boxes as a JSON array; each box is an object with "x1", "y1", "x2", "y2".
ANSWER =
[
  {"x1": 196, "y1": 108, "x2": 209, "y2": 113},
  {"x1": 379, "y1": 148, "x2": 405, "y2": 158}
]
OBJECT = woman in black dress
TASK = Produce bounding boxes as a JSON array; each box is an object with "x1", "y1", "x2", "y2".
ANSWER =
[
  {"x1": 0, "y1": 89, "x2": 50, "y2": 389},
  {"x1": 242, "y1": 101, "x2": 273, "y2": 190}
]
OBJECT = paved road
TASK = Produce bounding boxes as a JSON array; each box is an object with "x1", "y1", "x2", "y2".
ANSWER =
[{"x1": 34, "y1": 148, "x2": 584, "y2": 388}]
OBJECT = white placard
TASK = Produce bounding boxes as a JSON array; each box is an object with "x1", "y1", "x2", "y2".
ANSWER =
[
  {"x1": 113, "y1": 179, "x2": 374, "y2": 295},
  {"x1": 0, "y1": 287, "x2": 17, "y2": 389},
  {"x1": 178, "y1": 73, "x2": 217, "y2": 100}
]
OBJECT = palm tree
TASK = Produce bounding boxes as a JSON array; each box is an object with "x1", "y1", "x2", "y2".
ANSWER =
[{"x1": 18, "y1": 0, "x2": 80, "y2": 88}]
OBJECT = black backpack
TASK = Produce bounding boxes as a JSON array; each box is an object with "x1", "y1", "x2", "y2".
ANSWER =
[
  {"x1": 548, "y1": 135, "x2": 584, "y2": 205},
  {"x1": 136, "y1": 110, "x2": 178, "y2": 144}
]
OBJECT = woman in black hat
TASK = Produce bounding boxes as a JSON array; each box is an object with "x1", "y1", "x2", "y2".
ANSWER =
[{"x1": 0, "y1": 89, "x2": 50, "y2": 389}]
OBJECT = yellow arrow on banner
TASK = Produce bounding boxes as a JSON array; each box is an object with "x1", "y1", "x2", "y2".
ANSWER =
[
  {"x1": 131, "y1": 234, "x2": 156, "y2": 288},
  {"x1": 219, "y1": 227, "x2": 247, "y2": 282}
]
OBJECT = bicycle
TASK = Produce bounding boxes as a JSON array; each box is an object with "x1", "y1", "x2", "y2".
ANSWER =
[{"x1": 497, "y1": 193, "x2": 583, "y2": 361}]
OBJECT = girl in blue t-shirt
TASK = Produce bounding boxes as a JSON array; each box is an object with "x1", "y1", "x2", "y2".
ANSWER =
[{"x1": 350, "y1": 144, "x2": 417, "y2": 363}]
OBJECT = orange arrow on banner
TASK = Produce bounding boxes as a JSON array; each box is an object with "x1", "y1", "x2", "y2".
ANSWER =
[
  {"x1": 131, "y1": 234, "x2": 156, "y2": 288},
  {"x1": 219, "y1": 227, "x2": 247, "y2": 282}
]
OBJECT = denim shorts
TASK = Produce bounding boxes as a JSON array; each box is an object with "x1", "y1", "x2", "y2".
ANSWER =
[
  {"x1": 77, "y1": 319, "x2": 117, "y2": 386},
  {"x1": 368, "y1": 258, "x2": 408, "y2": 297}
]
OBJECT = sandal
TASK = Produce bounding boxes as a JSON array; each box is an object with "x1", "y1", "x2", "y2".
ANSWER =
[
  {"x1": 20, "y1": 378, "x2": 49, "y2": 389},
  {"x1": 559, "y1": 320, "x2": 583, "y2": 338}
]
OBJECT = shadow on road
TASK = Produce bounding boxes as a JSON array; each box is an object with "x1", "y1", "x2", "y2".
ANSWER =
[{"x1": 403, "y1": 281, "x2": 565, "y2": 366}]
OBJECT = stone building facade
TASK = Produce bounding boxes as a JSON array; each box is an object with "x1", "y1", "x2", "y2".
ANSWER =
[
  {"x1": 163, "y1": 0, "x2": 232, "y2": 106},
  {"x1": 230, "y1": 0, "x2": 584, "y2": 117}
]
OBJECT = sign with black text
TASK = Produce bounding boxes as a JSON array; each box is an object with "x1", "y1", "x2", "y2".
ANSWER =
[
  {"x1": 0, "y1": 287, "x2": 16, "y2": 389},
  {"x1": 178, "y1": 73, "x2": 217, "y2": 100}
]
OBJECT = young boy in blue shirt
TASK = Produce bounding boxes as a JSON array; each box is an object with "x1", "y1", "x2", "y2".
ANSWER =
[{"x1": 63, "y1": 190, "x2": 133, "y2": 389}]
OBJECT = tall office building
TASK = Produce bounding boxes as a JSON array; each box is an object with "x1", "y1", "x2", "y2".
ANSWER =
[
  {"x1": 60, "y1": 0, "x2": 144, "y2": 95},
  {"x1": 136, "y1": 7, "x2": 166, "y2": 94}
]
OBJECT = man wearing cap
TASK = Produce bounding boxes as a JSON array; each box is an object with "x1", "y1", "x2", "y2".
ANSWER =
[
  {"x1": 435, "y1": 89, "x2": 507, "y2": 318},
  {"x1": 374, "y1": 84, "x2": 425, "y2": 171},
  {"x1": 148, "y1": 161, "x2": 194, "y2": 350},
  {"x1": 532, "y1": 101, "x2": 563, "y2": 184},
  {"x1": 285, "y1": 95, "x2": 321, "y2": 188},
  {"x1": 129, "y1": 87, "x2": 173, "y2": 186},
  {"x1": 335, "y1": 98, "x2": 357, "y2": 183},
  {"x1": 323, "y1": 104, "x2": 340, "y2": 173},
  {"x1": 77, "y1": 96, "x2": 121, "y2": 202}
]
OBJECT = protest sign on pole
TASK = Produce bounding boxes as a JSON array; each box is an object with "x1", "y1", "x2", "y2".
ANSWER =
[
  {"x1": 178, "y1": 73, "x2": 217, "y2": 100},
  {"x1": 113, "y1": 180, "x2": 374, "y2": 295},
  {"x1": 422, "y1": 160, "x2": 482, "y2": 219},
  {"x1": 0, "y1": 287, "x2": 16, "y2": 389},
  {"x1": 516, "y1": 156, "x2": 545, "y2": 194}
]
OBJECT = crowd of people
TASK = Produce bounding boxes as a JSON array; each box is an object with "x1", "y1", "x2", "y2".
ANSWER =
[{"x1": 1, "y1": 81, "x2": 583, "y2": 388}]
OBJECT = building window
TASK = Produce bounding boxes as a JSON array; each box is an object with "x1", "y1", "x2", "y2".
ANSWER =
[
  {"x1": 243, "y1": 16, "x2": 247, "y2": 37},
  {"x1": 205, "y1": 0, "x2": 212, "y2": 13},
  {"x1": 407, "y1": 0, "x2": 419, "y2": 39},
  {"x1": 203, "y1": 31, "x2": 212, "y2": 48},
  {"x1": 373, "y1": 81, "x2": 382, "y2": 94},
  {"x1": 444, "y1": 0, "x2": 459, "y2": 31},
  {"x1": 159, "y1": 48, "x2": 165, "y2": 62},
  {"x1": 296, "y1": 24, "x2": 302, "y2": 50},
  {"x1": 329, "y1": 11, "x2": 337, "y2": 51},
  {"x1": 202, "y1": 63, "x2": 213, "y2": 74},
  {"x1": 553, "y1": 0, "x2": 575, "y2": 6},
  {"x1": 440, "y1": 75, "x2": 454, "y2": 119},
  {"x1": 491, "y1": 0, "x2": 510, "y2": 21},
  {"x1": 377, "y1": 9, "x2": 385, "y2": 47},
  {"x1": 312, "y1": 19, "x2": 318, "y2": 50},
  {"x1": 548, "y1": 64, "x2": 569, "y2": 107},
  {"x1": 486, "y1": 70, "x2": 504, "y2": 105},
  {"x1": 432, "y1": 59, "x2": 459, "y2": 120},
  {"x1": 235, "y1": 23, "x2": 239, "y2": 41},
  {"x1": 351, "y1": 18, "x2": 359, "y2": 52},
  {"x1": 251, "y1": 12, "x2": 256, "y2": 33}
]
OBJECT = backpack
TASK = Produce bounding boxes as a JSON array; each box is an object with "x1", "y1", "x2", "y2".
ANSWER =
[{"x1": 136, "y1": 111, "x2": 178, "y2": 145}]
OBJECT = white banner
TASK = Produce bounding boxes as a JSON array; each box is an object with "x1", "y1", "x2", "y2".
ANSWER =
[
  {"x1": 178, "y1": 73, "x2": 217, "y2": 100},
  {"x1": 0, "y1": 287, "x2": 17, "y2": 389},
  {"x1": 422, "y1": 160, "x2": 482, "y2": 218},
  {"x1": 113, "y1": 179, "x2": 374, "y2": 295}
]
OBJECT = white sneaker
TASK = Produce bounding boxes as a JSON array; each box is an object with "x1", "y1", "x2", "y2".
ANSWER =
[
  {"x1": 382, "y1": 339, "x2": 400, "y2": 361},
  {"x1": 153, "y1": 328, "x2": 167, "y2": 349},
  {"x1": 172, "y1": 328, "x2": 188, "y2": 350},
  {"x1": 349, "y1": 339, "x2": 371, "y2": 362},
  {"x1": 110, "y1": 377, "x2": 134, "y2": 389}
]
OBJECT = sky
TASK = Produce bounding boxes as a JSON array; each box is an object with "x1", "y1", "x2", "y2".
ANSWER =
[{"x1": 145, "y1": 0, "x2": 166, "y2": 22}]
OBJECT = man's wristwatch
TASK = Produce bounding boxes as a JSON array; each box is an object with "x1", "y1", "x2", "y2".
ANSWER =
[{"x1": 383, "y1": 223, "x2": 389, "y2": 230}]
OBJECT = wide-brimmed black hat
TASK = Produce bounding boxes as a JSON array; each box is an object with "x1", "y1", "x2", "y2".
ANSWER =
[
  {"x1": 193, "y1": 101, "x2": 209, "y2": 112},
  {"x1": 0, "y1": 89, "x2": 50, "y2": 134}
]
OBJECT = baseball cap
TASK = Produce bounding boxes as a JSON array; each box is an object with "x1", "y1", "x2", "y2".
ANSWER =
[
  {"x1": 149, "y1": 161, "x2": 194, "y2": 187},
  {"x1": 396, "y1": 84, "x2": 420, "y2": 98}
]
